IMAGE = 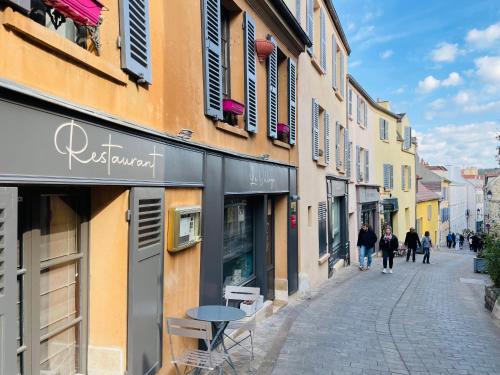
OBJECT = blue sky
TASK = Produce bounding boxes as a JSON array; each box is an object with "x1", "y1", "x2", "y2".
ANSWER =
[{"x1": 334, "y1": 0, "x2": 500, "y2": 168}]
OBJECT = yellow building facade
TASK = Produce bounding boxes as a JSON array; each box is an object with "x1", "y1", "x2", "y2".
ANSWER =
[
  {"x1": 373, "y1": 102, "x2": 416, "y2": 240},
  {"x1": 416, "y1": 181, "x2": 440, "y2": 245}
]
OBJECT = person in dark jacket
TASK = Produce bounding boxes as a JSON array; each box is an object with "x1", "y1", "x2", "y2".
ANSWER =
[
  {"x1": 451, "y1": 232, "x2": 456, "y2": 248},
  {"x1": 404, "y1": 227, "x2": 421, "y2": 262},
  {"x1": 379, "y1": 226, "x2": 399, "y2": 274},
  {"x1": 446, "y1": 232, "x2": 452, "y2": 248},
  {"x1": 357, "y1": 223, "x2": 378, "y2": 270}
]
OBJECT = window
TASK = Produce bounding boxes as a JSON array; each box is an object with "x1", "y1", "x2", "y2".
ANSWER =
[
  {"x1": 318, "y1": 201, "x2": 327, "y2": 257},
  {"x1": 379, "y1": 118, "x2": 389, "y2": 140},
  {"x1": 336, "y1": 123, "x2": 346, "y2": 171},
  {"x1": 312, "y1": 99, "x2": 330, "y2": 165},
  {"x1": 357, "y1": 96, "x2": 367, "y2": 127},
  {"x1": 17, "y1": 190, "x2": 88, "y2": 375},
  {"x1": 306, "y1": 0, "x2": 314, "y2": 54},
  {"x1": 320, "y1": 8, "x2": 326, "y2": 71},
  {"x1": 401, "y1": 165, "x2": 411, "y2": 191},
  {"x1": 223, "y1": 199, "x2": 255, "y2": 287},
  {"x1": 348, "y1": 88, "x2": 353, "y2": 117},
  {"x1": 356, "y1": 147, "x2": 369, "y2": 182},
  {"x1": 403, "y1": 126, "x2": 412, "y2": 150},
  {"x1": 427, "y1": 205, "x2": 432, "y2": 220},
  {"x1": 221, "y1": 9, "x2": 231, "y2": 99}
]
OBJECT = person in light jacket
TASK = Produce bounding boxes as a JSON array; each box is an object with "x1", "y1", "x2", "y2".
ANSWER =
[
  {"x1": 357, "y1": 223, "x2": 378, "y2": 270},
  {"x1": 422, "y1": 231, "x2": 432, "y2": 264},
  {"x1": 379, "y1": 226, "x2": 399, "y2": 274}
]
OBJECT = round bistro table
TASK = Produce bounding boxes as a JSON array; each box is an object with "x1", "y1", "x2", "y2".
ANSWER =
[{"x1": 187, "y1": 305, "x2": 245, "y2": 374}]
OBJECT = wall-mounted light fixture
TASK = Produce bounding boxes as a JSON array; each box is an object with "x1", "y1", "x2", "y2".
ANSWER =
[{"x1": 178, "y1": 128, "x2": 193, "y2": 140}]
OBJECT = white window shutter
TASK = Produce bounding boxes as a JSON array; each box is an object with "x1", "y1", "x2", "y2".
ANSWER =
[
  {"x1": 340, "y1": 51, "x2": 345, "y2": 97},
  {"x1": 356, "y1": 146, "x2": 361, "y2": 182},
  {"x1": 324, "y1": 112, "x2": 330, "y2": 164},
  {"x1": 201, "y1": 0, "x2": 223, "y2": 119},
  {"x1": 335, "y1": 122, "x2": 341, "y2": 170},
  {"x1": 320, "y1": 9, "x2": 326, "y2": 71},
  {"x1": 312, "y1": 99, "x2": 319, "y2": 160},
  {"x1": 345, "y1": 127, "x2": 350, "y2": 177},
  {"x1": 348, "y1": 88, "x2": 352, "y2": 116},
  {"x1": 408, "y1": 166, "x2": 412, "y2": 190},
  {"x1": 390, "y1": 165, "x2": 394, "y2": 189},
  {"x1": 364, "y1": 104, "x2": 368, "y2": 128},
  {"x1": 306, "y1": 0, "x2": 314, "y2": 53},
  {"x1": 267, "y1": 36, "x2": 278, "y2": 139},
  {"x1": 332, "y1": 38, "x2": 337, "y2": 89},
  {"x1": 365, "y1": 149, "x2": 369, "y2": 182},
  {"x1": 401, "y1": 165, "x2": 405, "y2": 190},
  {"x1": 379, "y1": 118, "x2": 384, "y2": 139},
  {"x1": 288, "y1": 58, "x2": 297, "y2": 145},
  {"x1": 357, "y1": 95, "x2": 361, "y2": 124}
]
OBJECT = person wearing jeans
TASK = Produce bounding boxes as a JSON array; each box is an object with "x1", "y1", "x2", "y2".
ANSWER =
[
  {"x1": 379, "y1": 226, "x2": 399, "y2": 274},
  {"x1": 404, "y1": 227, "x2": 421, "y2": 262},
  {"x1": 357, "y1": 223, "x2": 378, "y2": 270},
  {"x1": 422, "y1": 231, "x2": 432, "y2": 264}
]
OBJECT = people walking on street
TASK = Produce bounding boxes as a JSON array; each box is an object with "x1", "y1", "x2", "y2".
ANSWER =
[
  {"x1": 357, "y1": 223, "x2": 378, "y2": 271},
  {"x1": 379, "y1": 226, "x2": 399, "y2": 274},
  {"x1": 455, "y1": 233, "x2": 460, "y2": 250},
  {"x1": 446, "y1": 232, "x2": 452, "y2": 248},
  {"x1": 459, "y1": 234, "x2": 464, "y2": 249},
  {"x1": 451, "y1": 232, "x2": 456, "y2": 248},
  {"x1": 422, "y1": 231, "x2": 432, "y2": 264},
  {"x1": 471, "y1": 234, "x2": 479, "y2": 252},
  {"x1": 404, "y1": 227, "x2": 421, "y2": 262}
]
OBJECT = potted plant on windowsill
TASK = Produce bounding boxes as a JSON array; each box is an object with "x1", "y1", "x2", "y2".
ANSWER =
[
  {"x1": 43, "y1": 0, "x2": 105, "y2": 26},
  {"x1": 277, "y1": 123, "x2": 289, "y2": 143},
  {"x1": 223, "y1": 98, "x2": 244, "y2": 126}
]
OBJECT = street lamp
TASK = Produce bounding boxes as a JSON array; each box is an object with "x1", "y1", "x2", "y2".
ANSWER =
[{"x1": 487, "y1": 190, "x2": 493, "y2": 201}]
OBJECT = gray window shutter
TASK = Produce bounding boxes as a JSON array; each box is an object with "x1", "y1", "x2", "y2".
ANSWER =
[
  {"x1": 356, "y1": 145, "x2": 361, "y2": 182},
  {"x1": 324, "y1": 112, "x2": 330, "y2": 164},
  {"x1": 312, "y1": 99, "x2": 319, "y2": 160},
  {"x1": 348, "y1": 141, "x2": 352, "y2": 179},
  {"x1": 120, "y1": 0, "x2": 152, "y2": 84},
  {"x1": 401, "y1": 165, "x2": 405, "y2": 190},
  {"x1": 383, "y1": 164, "x2": 389, "y2": 189},
  {"x1": 344, "y1": 127, "x2": 350, "y2": 177},
  {"x1": 267, "y1": 36, "x2": 278, "y2": 139},
  {"x1": 320, "y1": 9, "x2": 326, "y2": 71},
  {"x1": 365, "y1": 149, "x2": 369, "y2": 182},
  {"x1": 348, "y1": 88, "x2": 352, "y2": 116},
  {"x1": 0, "y1": 187, "x2": 17, "y2": 375},
  {"x1": 306, "y1": 0, "x2": 313, "y2": 53},
  {"x1": 379, "y1": 118, "x2": 384, "y2": 139},
  {"x1": 4, "y1": 0, "x2": 30, "y2": 12},
  {"x1": 244, "y1": 12, "x2": 258, "y2": 132},
  {"x1": 335, "y1": 122, "x2": 341, "y2": 170},
  {"x1": 364, "y1": 103, "x2": 368, "y2": 128},
  {"x1": 288, "y1": 58, "x2": 297, "y2": 145},
  {"x1": 340, "y1": 51, "x2": 345, "y2": 97},
  {"x1": 332, "y1": 38, "x2": 337, "y2": 89},
  {"x1": 390, "y1": 165, "x2": 394, "y2": 189},
  {"x1": 296, "y1": 0, "x2": 301, "y2": 22},
  {"x1": 202, "y1": 0, "x2": 223, "y2": 119},
  {"x1": 357, "y1": 95, "x2": 361, "y2": 124},
  {"x1": 403, "y1": 127, "x2": 411, "y2": 150},
  {"x1": 127, "y1": 187, "x2": 164, "y2": 375},
  {"x1": 385, "y1": 121, "x2": 389, "y2": 140},
  {"x1": 318, "y1": 201, "x2": 327, "y2": 256},
  {"x1": 408, "y1": 166, "x2": 412, "y2": 190}
]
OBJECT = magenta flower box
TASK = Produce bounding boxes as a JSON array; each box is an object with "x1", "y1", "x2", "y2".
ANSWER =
[
  {"x1": 223, "y1": 99, "x2": 245, "y2": 115},
  {"x1": 43, "y1": 0, "x2": 104, "y2": 26},
  {"x1": 277, "y1": 123, "x2": 290, "y2": 134},
  {"x1": 277, "y1": 123, "x2": 290, "y2": 143}
]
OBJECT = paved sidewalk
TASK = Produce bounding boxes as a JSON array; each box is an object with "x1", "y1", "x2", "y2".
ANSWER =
[{"x1": 226, "y1": 249, "x2": 500, "y2": 375}]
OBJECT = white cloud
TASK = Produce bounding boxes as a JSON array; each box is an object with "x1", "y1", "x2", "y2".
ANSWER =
[
  {"x1": 380, "y1": 49, "x2": 394, "y2": 59},
  {"x1": 392, "y1": 87, "x2": 405, "y2": 95},
  {"x1": 454, "y1": 91, "x2": 470, "y2": 105},
  {"x1": 442, "y1": 72, "x2": 462, "y2": 86},
  {"x1": 430, "y1": 42, "x2": 462, "y2": 62},
  {"x1": 466, "y1": 23, "x2": 500, "y2": 49},
  {"x1": 464, "y1": 100, "x2": 500, "y2": 113},
  {"x1": 417, "y1": 72, "x2": 462, "y2": 93},
  {"x1": 352, "y1": 25, "x2": 375, "y2": 42},
  {"x1": 475, "y1": 56, "x2": 500, "y2": 83},
  {"x1": 429, "y1": 98, "x2": 446, "y2": 110},
  {"x1": 417, "y1": 121, "x2": 500, "y2": 168}
]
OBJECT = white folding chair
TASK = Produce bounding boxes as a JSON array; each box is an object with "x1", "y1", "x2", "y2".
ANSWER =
[
  {"x1": 224, "y1": 286, "x2": 260, "y2": 368},
  {"x1": 166, "y1": 317, "x2": 229, "y2": 375}
]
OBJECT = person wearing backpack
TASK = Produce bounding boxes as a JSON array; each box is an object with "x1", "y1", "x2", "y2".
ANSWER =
[
  {"x1": 422, "y1": 231, "x2": 432, "y2": 264},
  {"x1": 379, "y1": 226, "x2": 399, "y2": 274}
]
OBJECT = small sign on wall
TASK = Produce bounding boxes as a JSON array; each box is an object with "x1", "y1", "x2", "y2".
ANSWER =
[{"x1": 168, "y1": 206, "x2": 202, "y2": 252}]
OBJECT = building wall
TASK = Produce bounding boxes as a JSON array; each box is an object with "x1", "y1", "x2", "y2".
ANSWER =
[
  {"x1": 416, "y1": 199, "x2": 439, "y2": 245},
  {"x1": 449, "y1": 183, "x2": 467, "y2": 233},
  {"x1": 439, "y1": 180, "x2": 450, "y2": 246},
  {"x1": 373, "y1": 109, "x2": 416, "y2": 239},
  {"x1": 296, "y1": 0, "x2": 349, "y2": 289},
  {"x1": 0, "y1": 0, "x2": 297, "y2": 166}
]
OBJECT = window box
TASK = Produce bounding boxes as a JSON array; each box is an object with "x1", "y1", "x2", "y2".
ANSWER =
[
  {"x1": 223, "y1": 98, "x2": 245, "y2": 115},
  {"x1": 277, "y1": 123, "x2": 290, "y2": 143},
  {"x1": 43, "y1": 0, "x2": 104, "y2": 26}
]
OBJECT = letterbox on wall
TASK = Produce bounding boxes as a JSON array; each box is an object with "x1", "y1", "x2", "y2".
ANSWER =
[{"x1": 168, "y1": 206, "x2": 202, "y2": 252}]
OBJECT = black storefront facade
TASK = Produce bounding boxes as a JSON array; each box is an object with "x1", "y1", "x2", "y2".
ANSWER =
[
  {"x1": 0, "y1": 82, "x2": 298, "y2": 375},
  {"x1": 357, "y1": 185, "x2": 380, "y2": 233}
]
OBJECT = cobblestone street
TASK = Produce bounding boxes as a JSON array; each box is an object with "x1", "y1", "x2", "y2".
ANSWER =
[{"x1": 230, "y1": 249, "x2": 500, "y2": 375}]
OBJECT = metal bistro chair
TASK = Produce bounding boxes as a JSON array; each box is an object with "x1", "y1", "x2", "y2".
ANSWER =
[
  {"x1": 166, "y1": 317, "x2": 229, "y2": 375},
  {"x1": 224, "y1": 286, "x2": 260, "y2": 368}
]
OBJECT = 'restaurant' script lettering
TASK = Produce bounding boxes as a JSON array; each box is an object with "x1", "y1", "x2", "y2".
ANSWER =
[
  {"x1": 249, "y1": 164, "x2": 276, "y2": 190},
  {"x1": 54, "y1": 120, "x2": 164, "y2": 178}
]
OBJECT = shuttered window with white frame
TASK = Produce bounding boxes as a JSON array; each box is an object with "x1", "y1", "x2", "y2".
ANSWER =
[
  {"x1": 312, "y1": 99, "x2": 319, "y2": 160},
  {"x1": 244, "y1": 12, "x2": 258, "y2": 132},
  {"x1": 320, "y1": 8, "x2": 326, "y2": 71},
  {"x1": 365, "y1": 149, "x2": 369, "y2": 182},
  {"x1": 267, "y1": 36, "x2": 278, "y2": 139},
  {"x1": 332, "y1": 38, "x2": 338, "y2": 89},
  {"x1": 288, "y1": 58, "x2": 297, "y2": 145},
  {"x1": 339, "y1": 51, "x2": 345, "y2": 97},
  {"x1": 335, "y1": 122, "x2": 341, "y2": 170},
  {"x1": 324, "y1": 112, "x2": 330, "y2": 164}
]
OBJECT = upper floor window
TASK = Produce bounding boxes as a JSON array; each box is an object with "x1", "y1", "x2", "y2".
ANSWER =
[
  {"x1": 379, "y1": 118, "x2": 389, "y2": 140},
  {"x1": 383, "y1": 164, "x2": 394, "y2": 190},
  {"x1": 312, "y1": 98, "x2": 330, "y2": 165},
  {"x1": 401, "y1": 165, "x2": 412, "y2": 191},
  {"x1": 357, "y1": 97, "x2": 367, "y2": 127},
  {"x1": 221, "y1": 8, "x2": 231, "y2": 99},
  {"x1": 356, "y1": 146, "x2": 369, "y2": 183},
  {"x1": 348, "y1": 88, "x2": 353, "y2": 117}
]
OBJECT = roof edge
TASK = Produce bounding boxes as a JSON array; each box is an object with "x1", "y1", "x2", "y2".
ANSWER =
[
  {"x1": 271, "y1": 0, "x2": 312, "y2": 47},
  {"x1": 324, "y1": 0, "x2": 351, "y2": 55}
]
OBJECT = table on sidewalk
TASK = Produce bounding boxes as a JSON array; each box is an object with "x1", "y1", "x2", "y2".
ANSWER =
[{"x1": 187, "y1": 305, "x2": 245, "y2": 374}]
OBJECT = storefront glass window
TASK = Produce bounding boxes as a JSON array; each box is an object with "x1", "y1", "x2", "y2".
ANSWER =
[
  {"x1": 330, "y1": 198, "x2": 341, "y2": 248},
  {"x1": 223, "y1": 199, "x2": 254, "y2": 287}
]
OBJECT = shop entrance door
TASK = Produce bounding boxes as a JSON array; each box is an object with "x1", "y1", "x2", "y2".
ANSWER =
[{"x1": 265, "y1": 198, "x2": 275, "y2": 301}]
